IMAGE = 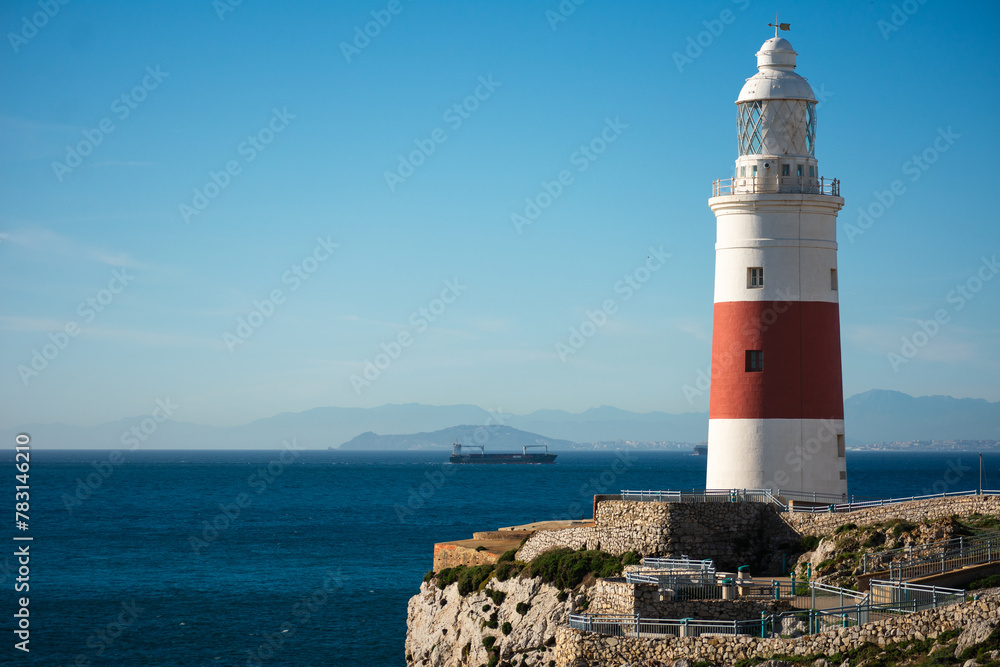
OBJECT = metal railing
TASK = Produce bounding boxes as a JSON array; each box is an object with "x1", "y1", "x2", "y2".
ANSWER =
[
  {"x1": 639, "y1": 557, "x2": 715, "y2": 574},
  {"x1": 869, "y1": 580, "x2": 966, "y2": 609},
  {"x1": 862, "y1": 529, "x2": 1000, "y2": 575},
  {"x1": 625, "y1": 576, "x2": 722, "y2": 602},
  {"x1": 620, "y1": 489, "x2": 781, "y2": 505},
  {"x1": 711, "y1": 176, "x2": 840, "y2": 197},
  {"x1": 778, "y1": 489, "x2": 852, "y2": 503},
  {"x1": 569, "y1": 613, "x2": 762, "y2": 638},
  {"x1": 570, "y1": 581, "x2": 964, "y2": 639},
  {"x1": 615, "y1": 487, "x2": 1000, "y2": 514},
  {"x1": 787, "y1": 489, "x2": 1000, "y2": 514}
]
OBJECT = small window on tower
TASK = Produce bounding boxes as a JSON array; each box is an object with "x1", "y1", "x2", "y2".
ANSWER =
[
  {"x1": 747, "y1": 267, "x2": 764, "y2": 289},
  {"x1": 752, "y1": 165, "x2": 758, "y2": 176},
  {"x1": 831, "y1": 269, "x2": 838, "y2": 291},
  {"x1": 745, "y1": 350, "x2": 763, "y2": 373},
  {"x1": 740, "y1": 166, "x2": 746, "y2": 177},
  {"x1": 839, "y1": 471, "x2": 847, "y2": 480},
  {"x1": 781, "y1": 164, "x2": 790, "y2": 176},
  {"x1": 837, "y1": 435, "x2": 846, "y2": 457},
  {"x1": 797, "y1": 164, "x2": 803, "y2": 177},
  {"x1": 809, "y1": 165, "x2": 815, "y2": 178}
]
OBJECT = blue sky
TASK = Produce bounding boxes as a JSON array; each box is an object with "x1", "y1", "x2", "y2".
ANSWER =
[{"x1": 2, "y1": 0, "x2": 998, "y2": 429}]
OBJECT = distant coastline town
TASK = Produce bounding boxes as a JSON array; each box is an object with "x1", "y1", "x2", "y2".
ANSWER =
[{"x1": 575, "y1": 439, "x2": 1000, "y2": 452}]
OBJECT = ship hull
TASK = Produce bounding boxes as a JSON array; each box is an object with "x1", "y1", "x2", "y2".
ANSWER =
[{"x1": 449, "y1": 453, "x2": 556, "y2": 464}]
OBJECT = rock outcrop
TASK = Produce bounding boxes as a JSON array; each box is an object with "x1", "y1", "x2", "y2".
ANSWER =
[{"x1": 406, "y1": 575, "x2": 571, "y2": 667}]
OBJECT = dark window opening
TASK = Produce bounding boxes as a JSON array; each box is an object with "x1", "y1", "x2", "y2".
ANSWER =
[{"x1": 745, "y1": 350, "x2": 763, "y2": 372}]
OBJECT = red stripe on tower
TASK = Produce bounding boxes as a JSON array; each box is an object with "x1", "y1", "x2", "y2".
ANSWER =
[{"x1": 709, "y1": 301, "x2": 844, "y2": 420}]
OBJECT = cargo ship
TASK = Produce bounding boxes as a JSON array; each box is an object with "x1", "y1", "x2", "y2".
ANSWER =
[{"x1": 449, "y1": 441, "x2": 557, "y2": 464}]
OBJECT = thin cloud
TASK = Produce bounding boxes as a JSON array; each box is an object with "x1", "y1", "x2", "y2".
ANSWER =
[{"x1": 2, "y1": 228, "x2": 141, "y2": 268}]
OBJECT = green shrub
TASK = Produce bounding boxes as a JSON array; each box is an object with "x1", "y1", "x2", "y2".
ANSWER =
[
  {"x1": 796, "y1": 535, "x2": 821, "y2": 552},
  {"x1": 835, "y1": 522, "x2": 857, "y2": 534},
  {"x1": 484, "y1": 588, "x2": 507, "y2": 605},
  {"x1": 423, "y1": 570, "x2": 435, "y2": 583},
  {"x1": 556, "y1": 591, "x2": 568, "y2": 602},
  {"x1": 435, "y1": 564, "x2": 498, "y2": 595},
  {"x1": 863, "y1": 532, "x2": 885, "y2": 549},
  {"x1": 494, "y1": 561, "x2": 523, "y2": 582},
  {"x1": 526, "y1": 547, "x2": 627, "y2": 590},
  {"x1": 482, "y1": 635, "x2": 496, "y2": 650},
  {"x1": 621, "y1": 551, "x2": 641, "y2": 566},
  {"x1": 501, "y1": 621, "x2": 512, "y2": 635},
  {"x1": 515, "y1": 602, "x2": 530, "y2": 615},
  {"x1": 475, "y1": 546, "x2": 487, "y2": 552},
  {"x1": 497, "y1": 549, "x2": 518, "y2": 562},
  {"x1": 482, "y1": 603, "x2": 491, "y2": 612},
  {"x1": 966, "y1": 574, "x2": 1000, "y2": 590},
  {"x1": 887, "y1": 519, "x2": 916, "y2": 536}
]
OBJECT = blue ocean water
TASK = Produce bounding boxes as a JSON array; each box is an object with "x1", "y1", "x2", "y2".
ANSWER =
[{"x1": 6, "y1": 449, "x2": 1000, "y2": 666}]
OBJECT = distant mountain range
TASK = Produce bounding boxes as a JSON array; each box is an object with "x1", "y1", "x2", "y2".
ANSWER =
[
  {"x1": 339, "y1": 425, "x2": 577, "y2": 451},
  {"x1": 3, "y1": 390, "x2": 997, "y2": 450}
]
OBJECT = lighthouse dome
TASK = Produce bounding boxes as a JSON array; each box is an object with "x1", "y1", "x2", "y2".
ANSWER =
[{"x1": 737, "y1": 37, "x2": 815, "y2": 102}]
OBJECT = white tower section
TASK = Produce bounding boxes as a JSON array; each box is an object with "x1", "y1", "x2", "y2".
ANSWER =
[{"x1": 705, "y1": 36, "x2": 849, "y2": 500}]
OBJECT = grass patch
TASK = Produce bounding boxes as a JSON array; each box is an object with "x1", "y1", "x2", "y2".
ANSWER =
[{"x1": 835, "y1": 522, "x2": 858, "y2": 534}]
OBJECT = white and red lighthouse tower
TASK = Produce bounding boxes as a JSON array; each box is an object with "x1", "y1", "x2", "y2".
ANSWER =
[{"x1": 705, "y1": 32, "x2": 848, "y2": 499}]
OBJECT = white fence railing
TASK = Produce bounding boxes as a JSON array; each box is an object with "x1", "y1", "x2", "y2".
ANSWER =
[{"x1": 614, "y1": 488, "x2": 1000, "y2": 515}]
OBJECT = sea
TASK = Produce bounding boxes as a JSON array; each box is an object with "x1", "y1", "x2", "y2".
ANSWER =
[{"x1": 6, "y1": 449, "x2": 1000, "y2": 667}]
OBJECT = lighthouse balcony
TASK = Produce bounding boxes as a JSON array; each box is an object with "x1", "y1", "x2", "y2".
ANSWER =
[{"x1": 712, "y1": 176, "x2": 839, "y2": 197}]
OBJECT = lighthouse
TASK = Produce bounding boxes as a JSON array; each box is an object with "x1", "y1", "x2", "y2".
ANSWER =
[{"x1": 705, "y1": 31, "x2": 848, "y2": 499}]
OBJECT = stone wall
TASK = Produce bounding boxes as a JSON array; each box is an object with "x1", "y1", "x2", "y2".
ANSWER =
[
  {"x1": 783, "y1": 494, "x2": 1000, "y2": 536},
  {"x1": 555, "y1": 591, "x2": 1000, "y2": 666},
  {"x1": 517, "y1": 526, "x2": 600, "y2": 562},
  {"x1": 517, "y1": 501, "x2": 799, "y2": 572},
  {"x1": 432, "y1": 544, "x2": 498, "y2": 571},
  {"x1": 471, "y1": 530, "x2": 532, "y2": 541},
  {"x1": 590, "y1": 578, "x2": 787, "y2": 620}
]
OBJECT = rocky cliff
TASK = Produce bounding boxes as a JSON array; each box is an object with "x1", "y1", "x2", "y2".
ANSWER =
[{"x1": 405, "y1": 574, "x2": 573, "y2": 667}]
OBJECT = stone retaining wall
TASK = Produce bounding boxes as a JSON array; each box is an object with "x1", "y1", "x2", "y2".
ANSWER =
[
  {"x1": 783, "y1": 495, "x2": 1000, "y2": 536},
  {"x1": 590, "y1": 578, "x2": 787, "y2": 620},
  {"x1": 517, "y1": 501, "x2": 799, "y2": 572},
  {"x1": 432, "y1": 543, "x2": 498, "y2": 571},
  {"x1": 471, "y1": 530, "x2": 532, "y2": 541},
  {"x1": 555, "y1": 592, "x2": 1000, "y2": 666},
  {"x1": 517, "y1": 526, "x2": 600, "y2": 562},
  {"x1": 517, "y1": 496, "x2": 1000, "y2": 571}
]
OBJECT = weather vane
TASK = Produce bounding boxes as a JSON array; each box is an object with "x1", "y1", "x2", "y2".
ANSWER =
[{"x1": 768, "y1": 15, "x2": 791, "y2": 38}]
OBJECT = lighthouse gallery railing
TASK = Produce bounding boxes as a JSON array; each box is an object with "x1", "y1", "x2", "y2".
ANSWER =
[{"x1": 712, "y1": 176, "x2": 840, "y2": 197}]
